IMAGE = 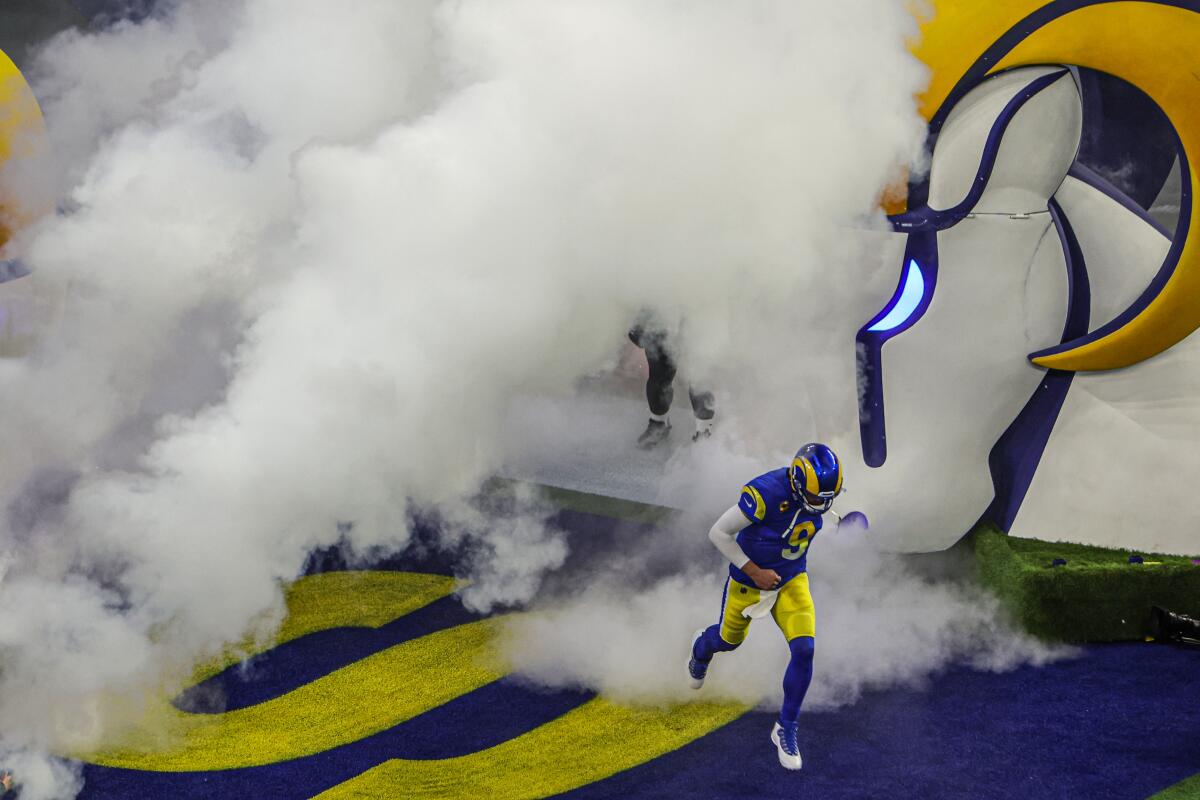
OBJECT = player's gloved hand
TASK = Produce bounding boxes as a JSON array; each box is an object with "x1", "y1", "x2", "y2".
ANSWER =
[{"x1": 742, "y1": 563, "x2": 782, "y2": 591}]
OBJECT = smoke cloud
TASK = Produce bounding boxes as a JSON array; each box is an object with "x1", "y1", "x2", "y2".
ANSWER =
[
  {"x1": 502, "y1": 513, "x2": 1068, "y2": 709},
  {"x1": 0, "y1": 0, "x2": 987, "y2": 795}
]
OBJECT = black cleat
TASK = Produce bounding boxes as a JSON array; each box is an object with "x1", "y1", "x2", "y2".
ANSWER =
[{"x1": 637, "y1": 418, "x2": 671, "y2": 449}]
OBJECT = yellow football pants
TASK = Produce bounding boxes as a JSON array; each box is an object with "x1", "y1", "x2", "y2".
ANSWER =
[{"x1": 717, "y1": 573, "x2": 815, "y2": 644}]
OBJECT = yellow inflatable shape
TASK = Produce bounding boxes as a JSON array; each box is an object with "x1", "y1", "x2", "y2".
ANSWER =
[
  {"x1": 77, "y1": 570, "x2": 749, "y2": 790},
  {"x1": 907, "y1": 1, "x2": 1052, "y2": 124},
  {"x1": 0, "y1": 48, "x2": 47, "y2": 245},
  {"x1": 314, "y1": 698, "x2": 748, "y2": 800},
  {"x1": 996, "y1": 3, "x2": 1200, "y2": 371},
  {"x1": 882, "y1": 1, "x2": 1052, "y2": 215},
  {"x1": 909, "y1": 1, "x2": 1200, "y2": 370}
]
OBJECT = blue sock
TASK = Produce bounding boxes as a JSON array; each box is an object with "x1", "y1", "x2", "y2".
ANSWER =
[
  {"x1": 692, "y1": 625, "x2": 738, "y2": 662},
  {"x1": 779, "y1": 636, "x2": 815, "y2": 725}
]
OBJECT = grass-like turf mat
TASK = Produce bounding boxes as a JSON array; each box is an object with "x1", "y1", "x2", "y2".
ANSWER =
[
  {"x1": 972, "y1": 525, "x2": 1200, "y2": 642},
  {"x1": 1152, "y1": 773, "x2": 1200, "y2": 800}
]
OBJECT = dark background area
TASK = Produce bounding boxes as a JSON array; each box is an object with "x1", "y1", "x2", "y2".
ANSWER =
[{"x1": 0, "y1": 0, "x2": 159, "y2": 68}]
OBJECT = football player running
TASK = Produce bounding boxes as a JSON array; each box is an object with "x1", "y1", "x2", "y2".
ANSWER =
[{"x1": 687, "y1": 443, "x2": 844, "y2": 770}]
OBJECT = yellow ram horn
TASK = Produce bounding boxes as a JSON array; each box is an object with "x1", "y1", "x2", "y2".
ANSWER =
[
  {"x1": 0, "y1": 47, "x2": 47, "y2": 249},
  {"x1": 911, "y1": 1, "x2": 1200, "y2": 371}
]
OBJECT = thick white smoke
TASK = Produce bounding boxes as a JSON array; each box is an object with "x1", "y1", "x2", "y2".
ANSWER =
[
  {"x1": 0, "y1": 0, "x2": 955, "y2": 795},
  {"x1": 502, "y1": 515, "x2": 1068, "y2": 708}
]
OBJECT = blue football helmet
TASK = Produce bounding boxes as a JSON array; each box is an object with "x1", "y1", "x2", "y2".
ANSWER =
[{"x1": 789, "y1": 443, "x2": 843, "y2": 514}]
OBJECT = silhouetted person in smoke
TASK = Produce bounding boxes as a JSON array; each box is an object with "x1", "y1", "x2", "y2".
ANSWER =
[{"x1": 628, "y1": 312, "x2": 715, "y2": 448}]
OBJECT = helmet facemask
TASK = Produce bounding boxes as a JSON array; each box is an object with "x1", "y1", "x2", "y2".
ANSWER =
[
  {"x1": 800, "y1": 490, "x2": 837, "y2": 515},
  {"x1": 788, "y1": 457, "x2": 842, "y2": 515}
]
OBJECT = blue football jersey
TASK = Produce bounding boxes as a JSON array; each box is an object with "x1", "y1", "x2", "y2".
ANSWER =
[{"x1": 730, "y1": 467, "x2": 823, "y2": 587}]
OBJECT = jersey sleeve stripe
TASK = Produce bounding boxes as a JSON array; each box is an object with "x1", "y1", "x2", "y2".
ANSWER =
[{"x1": 741, "y1": 486, "x2": 767, "y2": 521}]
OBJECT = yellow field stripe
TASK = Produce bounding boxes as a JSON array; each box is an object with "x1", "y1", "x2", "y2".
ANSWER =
[
  {"x1": 313, "y1": 698, "x2": 749, "y2": 800},
  {"x1": 84, "y1": 617, "x2": 505, "y2": 771},
  {"x1": 193, "y1": 571, "x2": 460, "y2": 682},
  {"x1": 77, "y1": 569, "x2": 750, "y2": 791},
  {"x1": 79, "y1": 572, "x2": 489, "y2": 772}
]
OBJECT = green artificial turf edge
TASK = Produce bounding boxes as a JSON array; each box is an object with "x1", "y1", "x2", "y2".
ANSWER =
[
  {"x1": 1149, "y1": 773, "x2": 1200, "y2": 800},
  {"x1": 972, "y1": 523, "x2": 1200, "y2": 641}
]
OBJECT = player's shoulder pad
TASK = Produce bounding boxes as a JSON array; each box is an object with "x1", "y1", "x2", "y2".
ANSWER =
[
  {"x1": 739, "y1": 471, "x2": 786, "y2": 522},
  {"x1": 738, "y1": 482, "x2": 768, "y2": 522}
]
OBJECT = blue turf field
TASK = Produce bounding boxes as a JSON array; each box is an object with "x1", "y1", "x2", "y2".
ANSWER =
[{"x1": 75, "y1": 509, "x2": 1200, "y2": 799}]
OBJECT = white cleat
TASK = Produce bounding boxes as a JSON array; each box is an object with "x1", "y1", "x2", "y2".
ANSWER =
[
  {"x1": 687, "y1": 629, "x2": 708, "y2": 689},
  {"x1": 771, "y1": 722, "x2": 803, "y2": 770}
]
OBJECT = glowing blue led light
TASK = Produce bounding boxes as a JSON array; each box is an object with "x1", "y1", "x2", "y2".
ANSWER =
[{"x1": 867, "y1": 259, "x2": 925, "y2": 333}]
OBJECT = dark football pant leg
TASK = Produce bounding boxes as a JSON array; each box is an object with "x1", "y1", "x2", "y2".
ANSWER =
[
  {"x1": 642, "y1": 334, "x2": 677, "y2": 416},
  {"x1": 779, "y1": 636, "x2": 815, "y2": 724},
  {"x1": 693, "y1": 625, "x2": 738, "y2": 663},
  {"x1": 688, "y1": 388, "x2": 715, "y2": 420}
]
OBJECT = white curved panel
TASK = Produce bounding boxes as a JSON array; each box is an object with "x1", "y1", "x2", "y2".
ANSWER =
[
  {"x1": 1011, "y1": 332, "x2": 1200, "y2": 555},
  {"x1": 1023, "y1": 220, "x2": 1070, "y2": 351},
  {"x1": 858, "y1": 215, "x2": 1064, "y2": 552},
  {"x1": 1149, "y1": 155, "x2": 1182, "y2": 234},
  {"x1": 1052, "y1": 175, "x2": 1170, "y2": 330},
  {"x1": 928, "y1": 69, "x2": 1050, "y2": 210},
  {"x1": 927, "y1": 67, "x2": 1081, "y2": 213},
  {"x1": 1010, "y1": 203, "x2": 1200, "y2": 555}
]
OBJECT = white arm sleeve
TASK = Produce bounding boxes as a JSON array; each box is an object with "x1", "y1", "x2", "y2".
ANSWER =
[{"x1": 708, "y1": 504, "x2": 752, "y2": 568}]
